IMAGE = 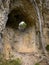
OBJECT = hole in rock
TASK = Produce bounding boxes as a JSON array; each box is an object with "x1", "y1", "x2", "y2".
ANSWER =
[
  {"x1": 6, "y1": 9, "x2": 33, "y2": 31},
  {"x1": 4, "y1": 8, "x2": 36, "y2": 53}
]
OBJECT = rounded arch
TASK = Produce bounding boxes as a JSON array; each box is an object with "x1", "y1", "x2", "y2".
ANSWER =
[{"x1": 6, "y1": 7, "x2": 36, "y2": 30}]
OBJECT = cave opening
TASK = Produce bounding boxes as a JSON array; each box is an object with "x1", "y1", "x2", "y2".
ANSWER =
[
  {"x1": 3, "y1": 7, "x2": 37, "y2": 55},
  {"x1": 6, "y1": 9, "x2": 30, "y2": 31},
  {"x1": 6, "y1": 8, "x2": 34, "y2": 31}
]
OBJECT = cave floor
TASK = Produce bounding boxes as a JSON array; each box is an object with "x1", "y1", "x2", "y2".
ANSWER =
[{"x1": 2, "y1": 27, "x2": 49, "y2": 65}]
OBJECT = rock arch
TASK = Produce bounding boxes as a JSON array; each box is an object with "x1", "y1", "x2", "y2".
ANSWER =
[{"x1": 0, "y1": 0, "x2": 39, "y2": 60}]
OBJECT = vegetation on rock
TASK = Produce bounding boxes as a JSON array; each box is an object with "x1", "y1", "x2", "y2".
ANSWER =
[
  {"x1": 46, "y1": 45, "x2": 49, "y2": 51},
  {"x1": 35, "y1": 63, "x2": 39, "y2": 65},
  {"x1": 0, "y1": 57, "x2": 22, "y2": 65}
]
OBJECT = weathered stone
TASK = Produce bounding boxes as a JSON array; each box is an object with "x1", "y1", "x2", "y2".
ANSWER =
[
  {"x1": 0, "y1": 0, "x2": 49, "y2": 65},
  {"x1": 0, "y1": 10, "x2": 8, "y2": 32}
]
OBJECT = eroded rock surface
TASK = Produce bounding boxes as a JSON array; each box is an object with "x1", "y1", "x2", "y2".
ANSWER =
[{"x1": 0, "y1": 0, "x2": 49, "y2": 65}]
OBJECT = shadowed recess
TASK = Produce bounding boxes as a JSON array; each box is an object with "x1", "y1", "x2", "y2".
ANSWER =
[{"x1": 6, "y1": 8, "x2": 35, "y2": 30}]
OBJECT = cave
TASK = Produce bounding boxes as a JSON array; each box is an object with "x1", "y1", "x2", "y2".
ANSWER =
[
  {"x1": 2, "y1": 3, "x2": 38, "y2": 60},
  {"x1": 6, "y1": 8, "x2": 34, "y2": 31},
  {"x1": 0, "y1": 0, "x2": 49, "y2": 64}
]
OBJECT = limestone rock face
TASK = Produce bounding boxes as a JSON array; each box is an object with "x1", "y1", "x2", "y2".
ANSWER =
[
  {"x1": 0, "y1": 11, "x2": 8, "y2": 32},
  {"x1": 0, "y1": 0, "x2": 37, "y2": 59},
  {"x1": 0, "y1": 0, "x2": 49, "y2": 65}
]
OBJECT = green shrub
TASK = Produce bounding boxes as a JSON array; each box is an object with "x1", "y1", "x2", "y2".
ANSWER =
[
  {"x1": 35, "y1": 63, "x2": 40, "y2": 65},
  {"x1": 0, "y1": 58, "x2": 22, "y2": 65},
  {"x1": 46, "y1": 45, "x2": 49, "y2": 51}
]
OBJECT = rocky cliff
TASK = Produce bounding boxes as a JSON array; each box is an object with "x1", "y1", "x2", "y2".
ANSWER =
[{"x1": 0, "y1": 0, "x2": 49, "y2": 65}]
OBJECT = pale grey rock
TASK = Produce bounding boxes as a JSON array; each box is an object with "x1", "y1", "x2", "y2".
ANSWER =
[{"x1": 0, "y1": 10, "x2": 8, "y2": 32}]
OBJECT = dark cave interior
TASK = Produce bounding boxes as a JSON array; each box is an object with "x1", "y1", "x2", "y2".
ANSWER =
[{"x1": 6, "y1": 8, "x2": 35, "y2": 30}]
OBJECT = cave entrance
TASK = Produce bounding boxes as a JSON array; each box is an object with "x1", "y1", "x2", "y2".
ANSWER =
[
  {"x1": 3, "y1": 8, "x2": 37, "y2": 53},
  {"x1": 6, "y1": 9, "x2": 33, "y2": 31}
]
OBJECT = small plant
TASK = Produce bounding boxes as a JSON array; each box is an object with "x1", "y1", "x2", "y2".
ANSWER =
[
  {"x1": 0, "y1": 58, "x2": 22, "y2": 65},
  {"x1": 46, "y1": 45, "x2": 49, "y2": 51},
  {"x1": 18, "y1": 21, "x2": 27, "y2": 31},
  {"x1": 35, "y1": 63, "x2": 40, "y2": 65}
]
